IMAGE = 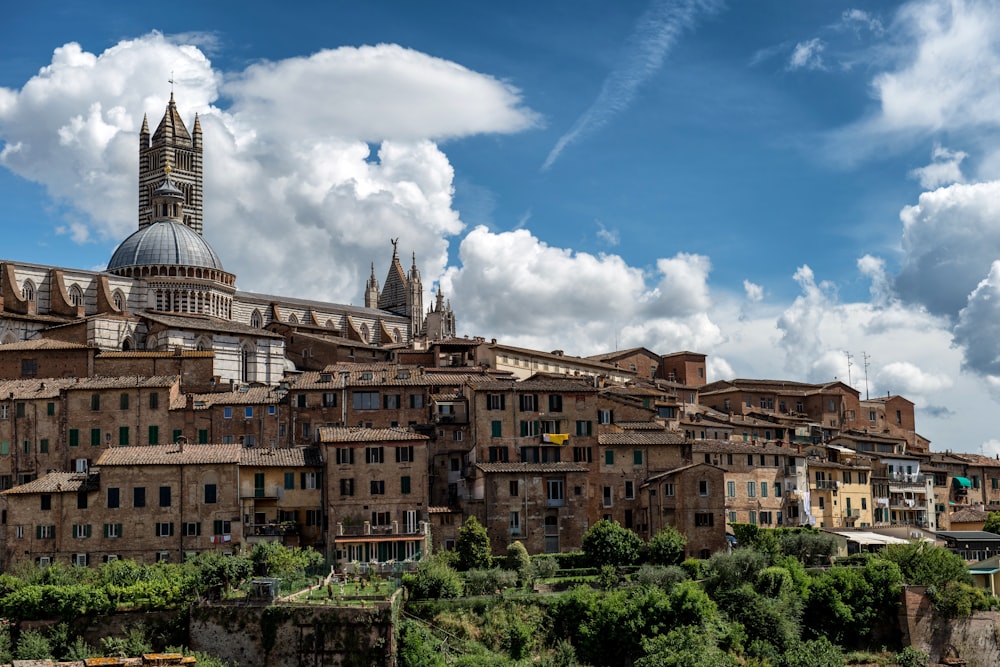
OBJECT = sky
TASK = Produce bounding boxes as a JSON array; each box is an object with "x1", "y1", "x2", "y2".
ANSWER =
[{"x1": 2, "y1": 0, "x2": 1000, "y2": 454}]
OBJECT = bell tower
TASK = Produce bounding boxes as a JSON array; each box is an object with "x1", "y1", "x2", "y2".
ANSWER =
[{"x1": 139, "y1": 92, "x2": 203, "y2": 234}]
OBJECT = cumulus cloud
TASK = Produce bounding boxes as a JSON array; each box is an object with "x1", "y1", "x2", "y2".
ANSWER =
[
  {"x1": 876, "y1": 361, "x2": 953, "y2": 394},
  {"x1": 787, "y1": 38, "x2": 826, "y2": 71},
  {"x1": 953, "y1": 260, "x2": 1000, "y2": 381},
  {"x1": 840, "y1": 9, "x2": 885, "y2": 36},
  {"x1": 0, "y1": 32, "x2": 538, "y2": 303},
  {"x1": 743, "y1": 280, "x2": 763, "y2": 303},
  {"x1": 908, "y1": 144, "x2": 967, "y2": 189},
  {"x1": 895, "y1": 180, "x2": 1000, "y2": 318},
  {"x1": 776, "y1": 266, "x2": 839, "y2": 377},
  {"x1": 447, "y1": 226, "x2": 722, "y2": 354}
]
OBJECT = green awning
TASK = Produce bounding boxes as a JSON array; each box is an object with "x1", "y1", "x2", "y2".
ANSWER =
[{"x1": 953, "y1": 477, "x2": 972, "y2": 488}]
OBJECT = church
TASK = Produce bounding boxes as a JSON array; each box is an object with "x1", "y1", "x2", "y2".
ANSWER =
[{"x1": 0, "y1": 94, "x2": 456, "y2": 383}]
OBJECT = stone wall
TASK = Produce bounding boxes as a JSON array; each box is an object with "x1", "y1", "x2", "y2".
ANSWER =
[
  {"x1": 189, "y1": 601, "x2": 396, "y2": 667},
  {"x1": 900, "y1": 585, "x2": 1000, "y2": 667}
]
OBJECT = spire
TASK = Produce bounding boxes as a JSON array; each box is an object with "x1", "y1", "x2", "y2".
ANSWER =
[
  {"x1": 193, "y1": 113, "x2": 202, "y2": 149},
  {"x1": 140, "y1": 113, "x2": 150, "y2": 149}
]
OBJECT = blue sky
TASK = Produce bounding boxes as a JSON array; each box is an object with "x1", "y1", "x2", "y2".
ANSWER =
[{"x1": 3, "y1": 0, "x2": 1000, "y2": 453}]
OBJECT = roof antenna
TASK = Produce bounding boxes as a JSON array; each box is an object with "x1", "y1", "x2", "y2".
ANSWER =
[{"x1": 862, "y1": 351, "x2": 871, "y2": 400}]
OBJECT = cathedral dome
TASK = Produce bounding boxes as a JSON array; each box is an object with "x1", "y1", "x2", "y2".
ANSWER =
[{"x1": 107, "y1": 220, "x2": 224, "y2": 272}]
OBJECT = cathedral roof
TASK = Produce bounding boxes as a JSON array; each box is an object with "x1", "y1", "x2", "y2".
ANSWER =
[
  {"x1": 378, "y1": 250, "x2": 408, "y2": 313},
  {"x1": 107, "y1": 220, "x2": 224, "y2": 271},
  {"x1": 152, "y1": 93, "x2": 191, "y2": 144}
]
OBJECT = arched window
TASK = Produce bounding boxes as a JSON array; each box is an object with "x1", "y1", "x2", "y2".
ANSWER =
[
  {"x1": 359, "y1": 324, "x2": 369, "y2": 342},
  {"x1": 240, "y1": 345, "x2": 253, "y2": 383},
  {"x1": 1, "y1": 332, "x2": 16, "y2": 345},
  {"x1": 69, "y1": 284, "x2": 84, "y2": 307},
  {"x1": 21, "y1": 280, "x2": 35, "y2": 302},
  {"x1": 326, "y1": 319, "x2": 335, "y2": 329},
  {"x1": 250, "y1": 310, "x2": 263, "y2": 328},
  {"x1": 287, "y1": 313, "x2": 298, "y2": 325},
  {"x1": 112, "y1": 290, "x2": 125, "y2": 311},
  {"x1": 393, "y1": 328, "x2": 401, "y2": 342},
  {"x1": 196, "y1": 337, "x2": 212, "y2": 352},
  {"x1": 121, "y1": 337, "x2": 133, "y2": 352}
]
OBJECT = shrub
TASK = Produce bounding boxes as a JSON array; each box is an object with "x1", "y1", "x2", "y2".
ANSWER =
[
  {"x1": 582, "y1": 520, "x2": 643, "y2": 567},
  {"x1": 405, "y1": 556, "x2": 464, "y2": 599},
  {"x1": 596, "y1": 565, "x2": 619, "y2": 590},
  {"x1": 681, "y1": 557, "x2": 704, "y2": 580},
  {"x1": 15, "y1": 630, "x2": 53, "y2": 661},
  {"x1": 504, "y1": 541, "x2": 530, "y2": 582},
  {"x1": 463, "y1": 568, "x2": 518, "y2": 596},
  {"x1": 635, "y1": 564, "x2": 687, "y2": 589},
  {"x1": 895, "y1": 646, "x2": 929, "y2": 667},
  {"x1": 529, "y1": 556, "x2": 559, "y2": 581},
  {"x1": 456, "y1": 517, "x2": 492, "y2": 571},
  {"x1": 931, "y1": 581, "x2": 990, "y2": 618},
  {"x1": 646, "y1": 526, "x2": 687, "y2": 566},
  {"x1": 780, "y1": 636, "x2": 844, "y2": 667}
]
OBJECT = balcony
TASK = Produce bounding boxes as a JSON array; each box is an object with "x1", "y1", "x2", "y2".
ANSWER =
[
  {"x1": 812, "y1": 480, "x2": 839, "y2": 491},
  {"x1": 336, "y1": 520, "x2": 427, "y2": 537},
  {"x1": 246, "y1": 521, "x2": 299, "y2": 538}
]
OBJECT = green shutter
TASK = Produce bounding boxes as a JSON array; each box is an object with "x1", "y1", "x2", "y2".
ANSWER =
[
  {"x1": 198, "y1": 429, "x2": 208, "y2": 444},
  {"x1": 491, "y1": 420, "x2": 502, "y2": 437},
  {"x1": 520, "y1": 421, "x2": 527, "y2": 437},
  {"x1": 633, "y1": 450, "x2": 642, "y2": 465},
  {"x1": 40, "y1": 439, "x2": 48, "y2": 454},
  {"x1": 0, "y1": 441, "x2": 7, "y2": 456},
  {"x1": 401, "y1": 476, "x2": 411, "y2": 494},
  {"x1": 119, "y1": 427, "x2": 129, "y2": 446},
  {"x1": 85, "y1": 524, "x2": 92, "y2": 538},
  {"x1": 91, "y1": 429, "x2": 101, "y2": 446},
  {"x1": 605, "y1": 450, "x2": 614, "y2": 465},
  {"x1": 148, "y1": 425, "x2": 159, "y2": 445},
  {"x1": 172, "y1": 429, "x2": 182, "y2": 443},
  {"x1": 284, "y1": 472, "x2": 295, "y2": 490},
  {"x1": 69, "y1": 430, "x2": 79, "y2": 447},
  {"x1": 46, "y1": 402, "x2": 55, "y2": 416}
]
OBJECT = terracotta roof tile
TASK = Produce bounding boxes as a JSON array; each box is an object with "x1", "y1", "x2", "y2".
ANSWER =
[
  {"x1": 240, "y1": 447, "x2": 323, "y2": 467},
  {"x1": 186, "y1": 387, "x2": 278, "y2": 407},
  {"x1": 615, "y1": 421, "x2": 669, "y2": 431},
  {"x1": 96, "y1": 443, "x2": 241, "y2": 466},
  {"x1": 599, "y1": 432, "x2": 685, "y2": 446},
  {"x1": 0, "y1": 339, "x2": 90, "y2": 351},
  {"x1": 70, "y1": 375, "x2": 178, "y2": 390},
  {"x1": 0, "y1": 378, "x2": 78, "y2": 399},
  {"x1": 475, "y1": 462, "x2": 589, "y2": 474},
  {"x1": 316, "y1": 427, "x2": 428, "y2": 443},
  {"x1": 142, "y1": 311, "x2": 283, "y2": 338},
  {"x1": 691, "y1": 439, "x2": 795, "y2": 455},
  {"x1": 2, "y1": 472, "x2": 97, "y2": 495}
]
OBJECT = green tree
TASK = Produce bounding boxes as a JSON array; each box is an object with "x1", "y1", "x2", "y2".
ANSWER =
[
  {"x1": 581, "y1": 519, "x2": 643, "y2": 567},
  {"x1": 804, "y1": 558, "x2": 903, "y2": 648},
  {"x1": 456, "y1": 516, "x2": 492, "y2": 571},
  {"x1": 403, "y1": 554, "x2": 464, "y2": 599},
  {"x1": 983, "y1": 511, "x2": 1000, "y2": 535},
  {"x1": 636, "y1": 625, "x2": 740, "y2": 667},
  {"x1": 780, "y1": 636, "x2": 844, "y2": 667},
  {"x1": 879, "y1": 541, "x2": 971, "y2": 588},
  {"x1": 778, "y1": 530, "x2": 836, "y2": 566},
  {"x1": 190, "y1": 550, "x2": 253, "y2": 599},
  {"x1": 249, "y1": 542, "x2": 322, "y2": 579},
  {"x1": 504, "y1": 541, "x2": 531, "y2": 582},
  {"x1": 646, "y1": 526, "x2": 686, "y2": 566}
]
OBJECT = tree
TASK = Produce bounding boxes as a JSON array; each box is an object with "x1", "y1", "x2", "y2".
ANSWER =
[
  {"x1": 504, "y1": 541, "x2": 530, "y2": 582},
  {"x1": 456, "y1": 516, "x2": 492, "y2": 571},
  {"x1": 581, "y1": 519, "x2": 643, "y2": 567},
  {"x1": 249, "y1": 542, "x2": 322, "y2": 579},
  {"x1": 403, "y1": 555, "x2": 464, "y2": 599},
  {"x1": 879, "y1": 541, "x2": 971, "y2": 588},
  {"x1": 646, "y1": 526, "x2": 686, "y2": 566},
  {"x1": 983, "y1": 511, "x2": 1000, "y2": 535}
]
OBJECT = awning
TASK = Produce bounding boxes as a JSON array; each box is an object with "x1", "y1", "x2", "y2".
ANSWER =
[{"x1": 953, "y1": 477, "x2": 972, "y2": 488}]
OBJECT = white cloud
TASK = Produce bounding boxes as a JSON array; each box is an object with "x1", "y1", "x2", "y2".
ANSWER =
[
  {"x1": 909, "y1": 144, "x2": 967, "y2": 189},
  {"x1": 596, "y1": 221, "x2": 620, "y2": 246},
  {"x1": 841, "y1": 9, "x2": 885, "y2": 36},
  {"x1": 743, "y1": 280, "x2": 763, "y2": 303},
  {"x1": 953, "y1": 260, "x2": 1000, "y2": 382},
  {"x1": 0, "y1": 32, "x2": 539, "y2": 304},
  {"x1": 543, "y1": 0, "x2": 721, "y2": 170},
  {"x1": 787, "y1": 38, "x2": 826, "y2": 71},
  {"x1": 981, "y1": 439, "x2": 1000, "y2": 458},
  {"x1": 876, "y1": 361, "x2": 953, "y2": 394}
]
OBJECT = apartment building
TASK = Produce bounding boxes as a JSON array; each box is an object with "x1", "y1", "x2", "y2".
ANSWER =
[
  {"x1": 642, "y1": 462, "x2": 726, "y2": 558},
  {"x1": 239, "y1": 446, "x2": 324, "y2": 549},
  {"x1": 692, "y1": 440, "x2": 795, "y2": 529}
]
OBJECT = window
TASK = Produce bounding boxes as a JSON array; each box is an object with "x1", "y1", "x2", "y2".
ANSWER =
[
  {"x1": 213, "y1": 520, "x2": 232, "y2": 535},
  {"x1": 371, "y1": 511, "x2": 392, "y2": 526},
  {"x1": 543, "y1": 479, "x2": 567, "y2": 509},
  {"x1": 383, "y1": 394, "x2": 401, "y2": 409},
  {"x1": 749, "y1": 511, "x2": 758, "y2": 525},
  {"x1": 727, "y1": 481, "x2": 736, "y2": 497},
  {"x1": 301, "y1": 472, "x2": 318, "y2": 489},
  {"x1": 103, "y1": 523, "x2": 122, "y2": 538},
  {"x1": 204, "y1": 484, "x2": 217, "y2": 504},
  {"x1": 36, "y1": 525, "x2": 55, "y2": 539},
  {"x1": 353, "y1": 392, "x2": 380, "y2": 410},
  {"x1": 107, "y1": 487, "x2": 120, "y2": 509},
  {"x1": 598, "y1": 409, "x2": 613, "y2": 424},
  {"x1": 487, "y1": 394, "x2": 505, "y2": 410},
  {"x1": 396, "y1": 446, "x2": 415, "y2": 463},
  {"x1": 699, "y1": 480, "x2": 709, "y2": 496},
  {"x1": 747, "y1": 481, "x2": 756, "y2": 497},
  {"x1": 120, "y1": 393, "x2": 129, "y2": 410},
  {"x1": 72, "y1": 524, "x2": 92, "y2": 539},
  {"x1": 370, "y1": 480, "x2": 385, "y2": 495},
  {"x1": 244, "y1": 406, "x2": 253, "y2": 418},
  {"x1": 295, "y1": 394, "x2": 307, "y2": 408},
  {"x1": 453, "y1": 430, "x2": 463, "y2": 442},
  {"x1": 322, "y1": 392, "x2": 337, "y2": 408},
  {"x1": 366, "y1": 447, "x2": 385, "y2": 464},
  {"x1": 159, "y1": 486, "x2": 171, "y2": 507},
  {"x1": 198, "y1": 429, "x2": 208, "y2": 444},
  {"x1": 0, "y1": 405, "x2": 6, "y2": 420},
  {"x1": 184, "y1": 522, "x2": 201, "y2": 536},
  {"x1": 520, "y1": 420, "x2": 540, "y2": 437},
  {"x1": 340, "y1": 479, "x2": 355, "y2": 496},
  {"x1": 575, "y1": 420, "x2": 593, "y2": 436},
  {"x1": 625, "y1": 481, "x2": 635, "y2": 499},
  {"x1": 774, "y1": 483, "x2": 782, "y2": 498},
  {"x1": 91, "y1": 394, "x2": 100, "y2": 411},
  {"x1": 156, "y1": 522, "x2": 174, "y2": 537},
  {"x1": 490, "y1": 420, "x2": 503, "y2": 437},
  {"x1": 694, "y1": 512, "x2": 714, "y2": 527},
  {"x1": 519, "y1": 394, "x2": 538, "y2": 412},
  {"x1": 90, "y1": 428, "x2": 101, "y2": 447},
  {"x1": 488, "y1": 446, "x2": 508, "y2": 463},
  {"x1": 861, "y1": 497, "x2": 867, "y2": 510},
  {"x1": 222, "y1": 406, "x2": 233, "y2": 419},
  {"x1": 133, "y1": 487, "x2": 145, "y2": 508},
  {"x1": 510, "y1": 511, "x2": 521, "y2": 533},
  {"x1": 336, "y1": 448, "x2": 354, "y2": 465},
  {"x1": 21, "y1": 359, "x2": 38, "y2": 377},
  {"x1": 818, "y1": 497, "x2": 825, "y2": 510},
  {"x1": 118, "y1": 426, "x2": 129, "y2": 446},
  {"x1": 760, "y1": 482, "x2": 768, "y2": 498},
  {"x1": 40, "y1": 495, "x2": 52, "y2": 511},
  {"x1": 605, "y1": 450, "x2": 614, "y2": 465},
  {"x1": 409, "y1": 393, "x2": 424, "y2": 409},
  {"x1": 548, "y1": 394, "x2": 563, "y2": 412},
  {"x1": 149, "y1": 392, "x2": 159, "y2": 409},
  {"x1": 663, "y1": 483, "x2": 675, "y2": 496},
  {"x1": 306, "y1": 510, "x2": 322, "y2": 526},
  {"x1": 401, "y1": 475, "x2": 411, "y2": 494},
  {"x1": 633, "y1": 450, "x2": 643, "y2": 465},
  {"x1": 573, "y1": 447, "x2": 592, "y2": 463}
]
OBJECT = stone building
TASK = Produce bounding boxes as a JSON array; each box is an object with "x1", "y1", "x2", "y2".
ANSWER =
[
  {"x1": 239, "y1": 446, "x2": 324, "y2": 550},
  {"x1": 642, "y1": 462, "x2": 727, "y2": 559}
]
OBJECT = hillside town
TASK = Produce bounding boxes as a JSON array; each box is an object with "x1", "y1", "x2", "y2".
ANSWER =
[{"x1": 1, "y1": 95, "x2": 997, "y2": 572}]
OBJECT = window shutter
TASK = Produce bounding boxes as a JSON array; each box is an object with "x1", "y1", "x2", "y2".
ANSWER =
[{"x1": 300, "y1": 473, "x2": 306, "y2": 490}]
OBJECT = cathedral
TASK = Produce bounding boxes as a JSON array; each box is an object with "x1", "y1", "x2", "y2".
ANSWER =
[{"x1": 0, "y1": 94, "x2": 456, "y2": 383}]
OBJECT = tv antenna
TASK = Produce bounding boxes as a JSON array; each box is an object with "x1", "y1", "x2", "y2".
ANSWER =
[{"x1": 862, "y1": 352, "x2": 871, "y2": 400}]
